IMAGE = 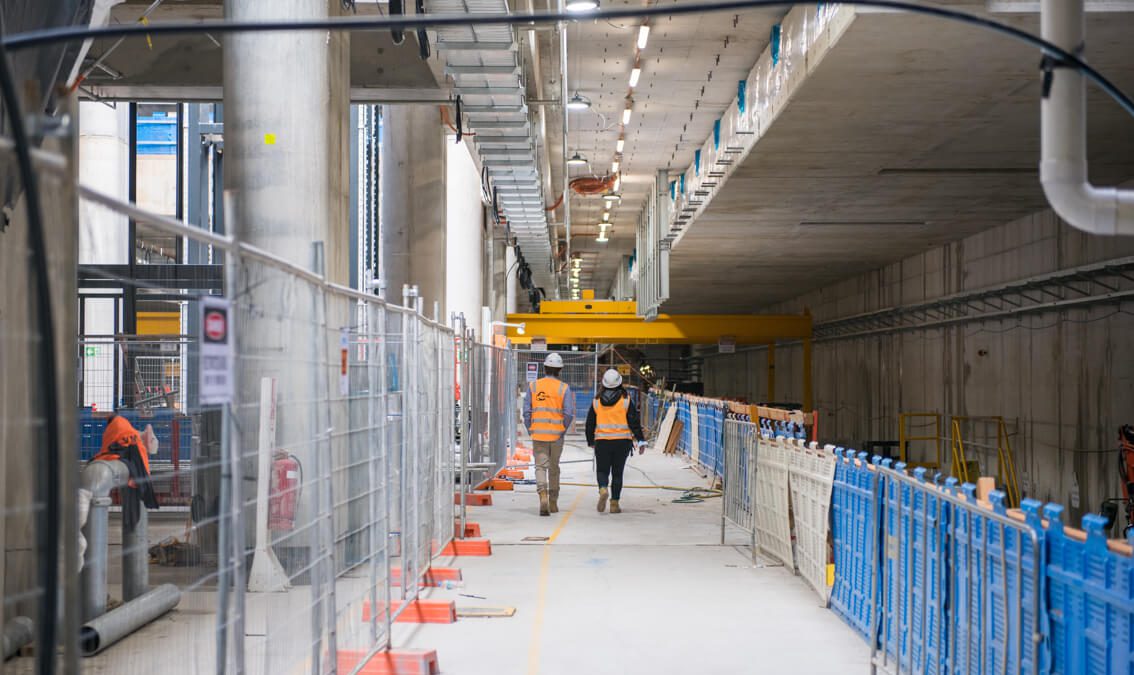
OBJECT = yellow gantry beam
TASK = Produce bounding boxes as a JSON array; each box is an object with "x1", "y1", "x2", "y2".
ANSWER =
[{"x1": 505, "y1": 304, "x2": 812, "y2": 345}]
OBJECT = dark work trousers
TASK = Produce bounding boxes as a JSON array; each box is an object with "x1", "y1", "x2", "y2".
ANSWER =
[{"x1": 594, "y1": 440, "x2": 633, "y2": 500}]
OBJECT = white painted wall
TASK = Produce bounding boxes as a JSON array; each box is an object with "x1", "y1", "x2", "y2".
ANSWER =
[
  {"x1": 445, "y1": 138, "x2": 485, "y2": 336},
  {"x1": 78, "y1": 101, "x2": 129, "y2": 265}
]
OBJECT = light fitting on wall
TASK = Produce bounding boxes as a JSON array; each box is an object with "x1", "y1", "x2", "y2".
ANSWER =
[
  {"x1": 566, "y1": 92, "x2": 592, "y2": 111},
  {"x1": 566, "y1": 151, "x2": 588, "y2": 167}
]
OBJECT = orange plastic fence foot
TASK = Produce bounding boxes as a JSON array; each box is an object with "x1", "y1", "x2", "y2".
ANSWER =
[
  {"x1": 454, "y1": 521, "x2": 482, "y2": 538},
  {"x1": 439, "y1": 539, "x2": 492, "y2": 557},
  {"x1": 337, "y1": 649, "x2": 440, "y2": 675},
  {"x1": 362, "y1": 599, "x2": 457, "y2": 623},
  {"x1": 454, "y1": 492, "x2": 493, "y2": 506},
  {"x1": 498, "y1": 469, "x2": 525, "y2": 480},
  {"x1": 488, "y1": 479, "x2": 514, "y2": 491}
]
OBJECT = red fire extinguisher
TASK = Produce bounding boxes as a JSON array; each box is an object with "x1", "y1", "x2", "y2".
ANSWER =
[{"x1": 268, "y1": 451, "x2": 301, "y2": 531}]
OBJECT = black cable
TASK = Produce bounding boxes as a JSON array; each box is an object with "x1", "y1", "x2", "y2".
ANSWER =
[
  {"x1": 0, "y1": 44, "x2": 60, "y2": 675},
  {"x1": 3, "y1": 1, "x2": 1134, "y2": 119}
]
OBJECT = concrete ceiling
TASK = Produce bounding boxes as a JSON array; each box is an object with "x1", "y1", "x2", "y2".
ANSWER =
[
  {"x1": 662, "y1": 6, "x2": 1134, "y2": 313},
  {"x1": 80, "y1": 0, "x2": 441, "y2": 100},
  {"x1": 563, "y1": 1, "x2": 786, "y2": 297}
]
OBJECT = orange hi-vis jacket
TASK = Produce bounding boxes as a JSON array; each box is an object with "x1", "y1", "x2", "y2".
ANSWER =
[
  {"x1": 94, "y1": 416, "x2": 151, "y2": 481},
  {"x1": 529, "y1": 377, "x2": 568, "y2": 441},
  {"x1": 592, "y1": 397, "x2": 632, "y2": 440}
]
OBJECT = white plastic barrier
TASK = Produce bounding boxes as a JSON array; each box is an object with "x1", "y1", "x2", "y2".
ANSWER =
[
  {"x1": 788, "y1": 440, "x2": 838, "y2": 605},
  {"x1": 689, "y1": 403, "x2": 701, "y2": 466},
  {"x1": 754, "y1": 436, "x2": 794, "y2": 567}
]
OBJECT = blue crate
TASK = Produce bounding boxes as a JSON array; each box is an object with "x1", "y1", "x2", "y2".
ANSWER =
[
  {"x1": 79, "y1": 408, "x2": 193, "y2": 463},
  {"x1": 1045, "y1": 504, "x2": 1134, "y2": 675}
]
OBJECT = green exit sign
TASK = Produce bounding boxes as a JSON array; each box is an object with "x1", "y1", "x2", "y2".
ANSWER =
[{"x1": 84, "y1": 346, "x2": 98, "y2": 357}]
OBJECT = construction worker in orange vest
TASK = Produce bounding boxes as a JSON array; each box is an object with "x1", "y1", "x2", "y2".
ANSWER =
[
  {"x1": 585, "y1": 369, "x2": 645, "y2": 514},
  {"x1": 522, "y1": 353, "x2": 575, "y2": 516}
]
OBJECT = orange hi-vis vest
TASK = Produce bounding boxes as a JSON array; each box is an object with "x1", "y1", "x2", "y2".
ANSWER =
[
  {"x1": 593, "y1": 396, "x2": 632, "y2": 440},
  {"x1": 529, "y1": 377, "x2": 568, "y2": 441}
]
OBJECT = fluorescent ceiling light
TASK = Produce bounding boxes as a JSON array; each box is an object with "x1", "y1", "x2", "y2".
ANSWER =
[
  {"x1": 602, "y1": 211, "x2": 610, "y2": 221},
  {"x1": 566, "y1": 0, "x2": 599, "y2": 12},
  {"x1": 566, "y1": 92, "x2": 592, "y2": 111},
  {"x1": 596, "y1": 234, "x2": 609, "y2": 243},
  {"x1": 628, "y1": 67, "x2": 641, "y2": 88},
  {"x1": 602, "y1": 192, "x2": 622, "y2": 203},
  {"x1": 613, "y1": 175, "x2": 621, "y2": 191},
  {"x1": 611, "y1": 160, "x2": 620, "y2": 173},
  {"x1": 637, "y1": 25, "x2": 650, "y2": 49},
  {"x1": 566, "y1": 151, "x2": 588, "y2": 167},
  {"x1": 622, "y1": 107, "x2": 632, "y2": 125},
  {"x1": 616, "y1": 138, "x2": 625, "y2": 153}
]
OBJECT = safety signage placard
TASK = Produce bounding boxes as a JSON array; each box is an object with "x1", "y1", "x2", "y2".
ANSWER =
[
  {"x1": 531, "y1": 337, "x2": 547, "y2": 352},
  {"x1": 200, "y1": 296, "x2": 234, "y2": 405},
  {"x1": 526, "y1": 362, "x2": 539, "y2": 383},
  {"x1": 719, "y1": 335, "x2": 736, "y2": 354}
]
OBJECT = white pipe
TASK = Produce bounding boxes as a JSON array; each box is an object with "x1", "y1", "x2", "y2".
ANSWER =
[{"x1": 1040, "y1": 0, "x2": 1134, "y2": 235}]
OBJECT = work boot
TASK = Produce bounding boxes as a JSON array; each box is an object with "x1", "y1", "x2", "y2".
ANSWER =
[
  {"x1": 610, "y1": 500, "x2": 622, "y2": 514},
  {"x1": 549, "y1": 494, "x2": 559, "y2": 513},
  {"x1": 597, "y1": 487, "x2": 609, "y2": 513},
  {"x1": 538, "y1": 491, "x2": 550, "y2": 517}
]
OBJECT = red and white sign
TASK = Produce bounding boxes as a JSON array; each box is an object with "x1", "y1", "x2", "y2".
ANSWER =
[{"x1": 199, "y1": 296, "x2": 234, "y2": 405}]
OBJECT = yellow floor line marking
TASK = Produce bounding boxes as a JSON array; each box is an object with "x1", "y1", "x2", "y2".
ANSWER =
[{"x1": 526, "y1": 491, "x2": 584, "y2": 675}]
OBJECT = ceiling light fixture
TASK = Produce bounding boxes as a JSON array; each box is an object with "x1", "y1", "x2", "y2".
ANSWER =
[
  {"x1": 602, "y1": 192, "x2": 622, "y2": 203},
  {"x1": 622, "y1": 106, "x2": 632, "y2": 125},
  {"x1": 637, "y1": 25, "x2": 650, "y2": 50},
  {"x1": 566, "y1": 92, "x2": 592, "y2": 111},
  {"x1": 613, "y1": 175, "x2": 621, "y2": 191},
  {"x1": 616, "y1": 138, "x2": 625, "y2": 153},
  {"x1": 566, "y1": 151, "x2": 588, "y2": 167},
  {"x1": 602, "y1": 211, "x2": 610, "y2": 221},
  {"x1": 596, "y1": 233, "x2": 609, "y2": 243},
  {"x1": 611, "y1": 160, "x2": 620, "y2": 173},
  {"x1": 566, "y1": 0, "x2": 599, "y2": 12},
  {"x1": 628, "y1": 67, "x2": 641, "y2": 88}
]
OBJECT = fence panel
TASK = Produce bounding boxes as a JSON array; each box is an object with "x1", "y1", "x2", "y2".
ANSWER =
[
  {"x1": 754, "y1": 436, "x2": 794, "y2": 568},
  {"x1": 513, "y1": 349, "x2": 596, "y2": 432},
  {"x1": 787, "y1": 441, "x2": 836, "y2": 605},
  {"x1": 830, "y1": 450, "x2": 880, "y2": 641},
  {"x1": 721, "y1": 419, "x2": 758, "y2": 554}
]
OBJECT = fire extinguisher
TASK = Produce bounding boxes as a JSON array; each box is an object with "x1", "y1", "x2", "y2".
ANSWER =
[{"x1": 268, "y1": 451, "x2": 302, "y2": 531}]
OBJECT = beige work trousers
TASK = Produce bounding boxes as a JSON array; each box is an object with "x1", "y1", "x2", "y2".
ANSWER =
[{"x1": 532, "y1": 438, "x2": 565, "y2": 497}]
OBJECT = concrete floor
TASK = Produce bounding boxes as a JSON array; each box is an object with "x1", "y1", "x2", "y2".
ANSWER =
[
  {"x1": 396, "y1": 436, "x2": 869, "y2": 675},
  {"x1": 7, "y1": 436, "x2": 867, "y2": 673}
]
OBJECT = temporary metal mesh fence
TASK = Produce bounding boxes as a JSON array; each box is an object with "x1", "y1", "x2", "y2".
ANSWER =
[
  {"x1": 1, "y1": 126, "x2": 460, "y2": 673},
  {"x1": 720, "y1": 419, "x2": 758, "y2": 557},
  {"x1": 455, "y1": 329, "x2": 517, "y2": 533}
]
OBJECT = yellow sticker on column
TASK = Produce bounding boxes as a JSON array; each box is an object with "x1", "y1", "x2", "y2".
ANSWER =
[{"x1": 264, "y1": 133, "x2": 277, "y2": 145}]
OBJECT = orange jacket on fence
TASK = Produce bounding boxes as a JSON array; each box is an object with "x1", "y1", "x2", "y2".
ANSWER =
[{"x1": 94, "y1": 415, "x2": 151, "y2": 479}]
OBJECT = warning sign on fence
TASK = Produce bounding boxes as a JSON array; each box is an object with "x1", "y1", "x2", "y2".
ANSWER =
[
  {"x1": 199, "y1": 297, "x2": 234, "y2": 405},
  {"x1": 526, "y1": 362, "x2": 539, "y2": 383}
]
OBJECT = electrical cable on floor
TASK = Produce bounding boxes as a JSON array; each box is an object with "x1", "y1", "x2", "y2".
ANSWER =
[{"x1": 3, "y1": 2, "x2": 1134, "y2": 120}]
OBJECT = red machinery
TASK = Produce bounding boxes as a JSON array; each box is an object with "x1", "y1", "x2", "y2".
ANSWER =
[{"x1": 268, "y1": 451, "x2": 301, "y2": 531}]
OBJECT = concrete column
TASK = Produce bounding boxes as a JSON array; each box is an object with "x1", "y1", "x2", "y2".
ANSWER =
[
  {"x1": 506, "y1": 245, "x2": 518, "y2": 315},
  {"x1": 380, "y1": 105, "x2": 446, "y2": 308},
  {"x1": 445, "y1": 140, "x2": 483, "y2": 327},
  {"x1": 78, "y1": 102, "x2": 129, "y2": 266},
  {"x1": 491, "y1": 231, "x2": 507, "y2": 322},
  {"x1": 223, "y1": 0, "x2": 351, "y2": 554}
]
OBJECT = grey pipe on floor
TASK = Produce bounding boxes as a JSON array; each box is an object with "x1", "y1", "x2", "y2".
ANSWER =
[
  {"x1": 79, "y1": 584, "x2": 181, "y2": 657},
  {"x1": 2, "y1": 617, "x2": 34, "y2": 661}
]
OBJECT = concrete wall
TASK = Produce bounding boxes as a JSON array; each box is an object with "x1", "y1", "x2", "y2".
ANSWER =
[{"x1": 701, "y1": 208, "x2": 1134, "y2": 522}]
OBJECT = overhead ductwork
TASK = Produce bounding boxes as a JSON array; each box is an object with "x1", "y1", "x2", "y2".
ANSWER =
[
  {"x1": 1040, "y1": 0, "x2": 1134, "y2": 235},
  {"x1": 427, "y1": 0, "x2": 556, "y2": 290}
]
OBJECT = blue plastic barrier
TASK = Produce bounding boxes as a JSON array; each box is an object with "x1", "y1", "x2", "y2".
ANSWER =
[
  {"x1": 1045, "y1": 505, "x2": 1134, "y2": 675},
  {"x1": 676, "y1": 400, "x2": 691, "y2": 455},
  {"x1": 830, "y1": 449, "x2": 879, "y2": 641}
]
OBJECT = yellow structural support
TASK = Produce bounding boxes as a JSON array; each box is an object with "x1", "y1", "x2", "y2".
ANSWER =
[{"x1": 505, "y1": 303, "x2": 811, "y2": 345}]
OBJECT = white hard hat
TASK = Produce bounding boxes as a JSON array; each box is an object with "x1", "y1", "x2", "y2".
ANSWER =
[
  {"x1": 543, "y1": 353, "x2": 564, "y2": 368},
  {"x1": 602, "y1": 369, "x2": 623, "y2": 389}
]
